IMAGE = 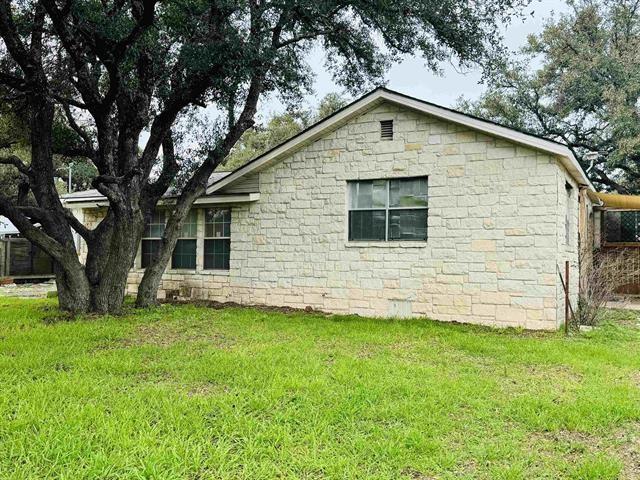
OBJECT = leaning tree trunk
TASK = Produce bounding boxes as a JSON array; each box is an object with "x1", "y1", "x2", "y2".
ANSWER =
[
  {"x1": 26, "y1": 91, "x2": 96, "y2": 313},
  {"x1": 135, "y1": 190, "x2": 201, "y2": 308},
  {"x1": 135, "y1": 243, "x2": 172, "y2": 308},
  {"x1": 135, "y1": 208, "x2": 186, "y2": 308}
]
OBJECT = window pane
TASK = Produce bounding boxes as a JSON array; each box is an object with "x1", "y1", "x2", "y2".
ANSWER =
[
  {"x1": 605, "y1": 211, "x2": 640, "y2": 243},
  {"x1": 204, "y1": 239, "x2": 230, "y2": 270},
  {"x1": 605, "y1": 211, "x2": 621, "y2": 242},
  {"x1": 205, "y1": 209, "x2": 231, "y2": 238},
  {"x1": 621, "y1": 211, "x2": 640, "y2": 242},
  {"x1": 141, "y1": 239, "x2": 161, "y2": 268},
  {"x1": 171, "y1": 239, "x2": 197, "y2": 269},
  {"x1": 144, "y1": 210, "x2": 165, "y2": 238},
  {"x1": 349, "y1": 180, "x2": 387, "y2": 209},
  {"x1": 180, "y1": 210, "x2": 198, "y2": 238},
  {"x1": 349, "y1": 210, "x2": 386, "y2": 241},
  {"x1": 389, "y1": 177, "x2": 428, "y2": 208},
  {"x1": 388, "y1": 209, "x2": 427, "y2": 240}
]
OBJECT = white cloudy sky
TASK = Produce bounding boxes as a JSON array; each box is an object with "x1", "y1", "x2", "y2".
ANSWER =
[{"x1": 260, "y1": 0, "x2": 569, "y2": 118}]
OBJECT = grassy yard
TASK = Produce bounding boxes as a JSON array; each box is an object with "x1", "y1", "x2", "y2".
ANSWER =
[{"x1": 0, "y1": 299, "x2": 639, "y2": 479}]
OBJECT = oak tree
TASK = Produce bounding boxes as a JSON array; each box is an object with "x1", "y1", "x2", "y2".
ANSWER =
[
  {"x1": 460, "y1": 0, "x2": 640, "y2": 193},
  {"x1": 0, "y1": 0, "x2": 529, "y2": 313}
]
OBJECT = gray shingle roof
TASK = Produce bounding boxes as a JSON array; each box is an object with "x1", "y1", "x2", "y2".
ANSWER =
[{"x1": 61, "y1": 171, "x2": 232, "y2": 202}]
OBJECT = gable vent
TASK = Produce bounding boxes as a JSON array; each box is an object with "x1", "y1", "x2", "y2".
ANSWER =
[{"x1": 380, "y1": 120, "x2": 393, "y2": 140}]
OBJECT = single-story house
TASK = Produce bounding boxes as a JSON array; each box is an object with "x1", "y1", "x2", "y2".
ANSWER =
[{"x1": 63, "y1": 87, "x2": 599, "y2": 330}]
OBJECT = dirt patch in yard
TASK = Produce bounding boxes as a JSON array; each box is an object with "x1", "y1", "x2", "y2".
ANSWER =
[
  {"x1": 534, "y1": 422, "x2": 640, "y2": 479},
  {"x1": 184, "y1": 381, "x2": 231, "y2": 397},
  {"x1": 162, "y1": 298, "x2": 330, "y2": 316},
  {"x1": 118, "y1": 321, "x2": 235, "y2": 349},
  {"x1": 615, "y1": 422, "x2": 640, "y2": 480},
  {"x1": 128, "y1": 324, "x2": 233, "y2": 349},
  {"x1": 400, "y1": 468, "x2": 437, "y2": 479}
]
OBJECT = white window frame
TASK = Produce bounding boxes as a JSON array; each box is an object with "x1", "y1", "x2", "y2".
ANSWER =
[
  {"x1": 171, "y1": 210, "x2": 198, "y2": 270},
  {"x1": 347, "y1": 177, "x2": 428, "y2": 242},
  {"x1": 203, "y1": 208, "x2": 231, "y2": 270},
  {"x1": 140, "y1": 210, "x2": 166, "y2": 269}
]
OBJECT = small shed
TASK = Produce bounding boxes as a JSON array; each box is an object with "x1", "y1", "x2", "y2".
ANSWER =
[{"x1": 0, "y1": 217, "x2": 54, "y2": 280}]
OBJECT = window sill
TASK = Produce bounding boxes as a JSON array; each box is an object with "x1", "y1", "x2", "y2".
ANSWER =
[
  {"x1": 602, "y1": 242, "x2": 640, "y2": 248},
  {"x1": 199, "y1": 269, "x2": 230, "y2": 276},
  {"x1": 345, "y1": 241, "x2": 427, "y2": 248},
  {"x1": 132, "y1": 268, "x2": 230, "y2": 276}
]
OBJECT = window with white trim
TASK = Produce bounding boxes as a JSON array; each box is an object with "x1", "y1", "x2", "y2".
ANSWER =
[
  {"x1": 204, "y1": 208, "x2": 231, "y2": 270},
  {"x1": 141, "y1": 210, "x2": 165, "y2": 268},
  {"x1": 171, "y1": 210, "x2": 197, "y2": 269},
  {"x1": 348, "y1": 177, "x2": 428, "y2": 241}
]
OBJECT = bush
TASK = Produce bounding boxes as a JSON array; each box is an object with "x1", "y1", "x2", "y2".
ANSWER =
[{"x1": 577, "y1": 247, "x2": 639, "y2": 327}]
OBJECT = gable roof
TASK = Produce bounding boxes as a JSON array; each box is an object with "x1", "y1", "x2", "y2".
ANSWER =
[{"x1": 207, "y1": 87, "x2": 593, "y2": 195}]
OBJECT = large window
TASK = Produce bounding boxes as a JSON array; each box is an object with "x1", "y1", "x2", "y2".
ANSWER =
[
  {"x1": 141, "y1": 209, "x2": 199, "y2": 270},
  {"x1": 141, "y1": 210, "x2": 165, "y2": 268},
  {"x1": 204, "y1": 209, "x2": 231, "y2": 269},
  {"x1": 171, "y1": 210, "x2": 197, "y2": 269},
  {"x1": 348, "y1": 177, "x2": 428, "y2": 241},
  {"x1": 605, "y1": 210, "x2": 640, "y2": 243}
]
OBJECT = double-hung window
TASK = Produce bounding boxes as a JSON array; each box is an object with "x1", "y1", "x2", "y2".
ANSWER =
[
  {"x1": 171, "y1": 210, "x2": 198, "y2": 269},
  {"x1": 141, "y1": 210, "x2": 165, "y2": 268},
  {"x1": 204, "y1": 209, "x2": 231, "y2": 270},
  {"x1": 348, "y1": 177, "x2": 428, "y2": 241}
]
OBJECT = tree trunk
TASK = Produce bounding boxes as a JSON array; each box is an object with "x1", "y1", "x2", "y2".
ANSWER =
[
  {"x1": 84, "y1": 207, "x2": 144, "y2": 314},
  {"x1": 54, "y1": 259, "x2": 91, "y2": 314},
  {"x1": 48, "y1": 209, "x2": 143, "y2": 314},
  {"x1": 135, "y1": 209, "x2": 184, "y2": 308},
  {"x1": 135, "y1": 250, "x2": 169, "y2": 308}
]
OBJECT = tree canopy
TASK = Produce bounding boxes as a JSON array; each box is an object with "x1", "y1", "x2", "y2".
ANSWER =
[
  {"x1": 459, "y1": 0, "x2": 640, "y2": 193},
  {"x1": 0, "y1": 0, "x2": 530, "y2": 313}
]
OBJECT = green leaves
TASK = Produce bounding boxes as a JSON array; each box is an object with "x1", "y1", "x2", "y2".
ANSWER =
[{"x1": 461, "y1": 0, "x2": 640, "y2": 193}]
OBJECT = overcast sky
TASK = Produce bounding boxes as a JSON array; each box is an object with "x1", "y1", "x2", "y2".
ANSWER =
[{"x1": 260, "y1": 0, "x2": 569, "y2": 118}]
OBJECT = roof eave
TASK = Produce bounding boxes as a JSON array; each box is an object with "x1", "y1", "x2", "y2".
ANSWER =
[
  {"x1": 207, "y1": 88, "x2": 594, "y2": 195},
  {"x1": 62, "y1": 192, "x2": 260, "y2": 210}
]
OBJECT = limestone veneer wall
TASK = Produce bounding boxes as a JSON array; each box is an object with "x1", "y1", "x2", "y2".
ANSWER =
[{"x1": 119, "y1": 102, "x2": 580, "y2": 330}]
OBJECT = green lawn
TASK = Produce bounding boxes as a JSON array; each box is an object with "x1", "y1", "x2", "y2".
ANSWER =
[{"x1": 0, "y1": 299, "x2": 639, "y2": 479}]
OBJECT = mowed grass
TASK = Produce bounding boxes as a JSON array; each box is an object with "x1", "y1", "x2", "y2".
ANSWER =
[{"x1": 0, "y1": 299, "x2": 639, "y2": 479}]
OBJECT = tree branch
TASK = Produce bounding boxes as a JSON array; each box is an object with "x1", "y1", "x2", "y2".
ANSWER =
[
  {"x1": 62, "y1": 208, "x2": 94, "y2": 242},
  {"x1": 0, "y1": 194, "x2": 65, "y2": 261},
  {"x1": 0, "y1": 154, "x2": 31, "y2": 176},
  {"x1": 62, "y1": 102, "x2": 95, "y2": 155},
  {"x1": 143, "y1": 130, "x2": 178, "y2": 202}
]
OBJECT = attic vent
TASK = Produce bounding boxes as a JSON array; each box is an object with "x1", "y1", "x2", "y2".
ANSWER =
[{"x1": 380, "y1": 120, "x2": 393, "y2": 140}]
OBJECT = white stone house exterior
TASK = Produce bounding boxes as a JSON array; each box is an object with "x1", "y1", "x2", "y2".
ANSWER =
[{"x1": 63, "y1": 88, "x2": 595, "y2": 330}]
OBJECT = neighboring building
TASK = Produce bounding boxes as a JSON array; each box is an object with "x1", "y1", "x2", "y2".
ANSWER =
[
  {"x1": 0, "y1": 216, "x2": 54, "y2": 278},
  {"x1": 0, "y1": 216, "x2": 19, "y2": 238},
  {"x1": 589, "y1": 192, "x2": 640, "y2": 294},
  {"x1": 63, "y1": 88, "x2": 596, "y2": 330}
]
